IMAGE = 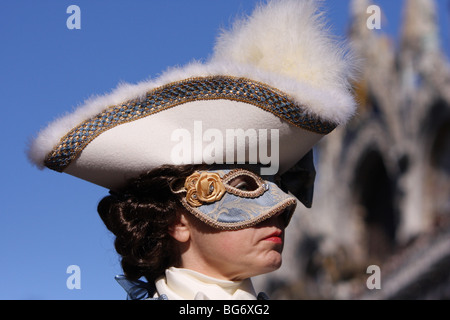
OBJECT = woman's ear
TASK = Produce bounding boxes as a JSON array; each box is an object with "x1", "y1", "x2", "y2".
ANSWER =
[{"x1": 169, "y1": 211, "x2": 191, "y2": 243}]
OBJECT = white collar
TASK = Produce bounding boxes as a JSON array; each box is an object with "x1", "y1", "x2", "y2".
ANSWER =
[{"x1": 154, "y1": 267, "x2": 257, "y2": 300}]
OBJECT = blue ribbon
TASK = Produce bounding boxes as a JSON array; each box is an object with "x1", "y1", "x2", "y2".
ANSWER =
[{"x1": 115, "y1": 275, "x2": 158, "y2": 300}]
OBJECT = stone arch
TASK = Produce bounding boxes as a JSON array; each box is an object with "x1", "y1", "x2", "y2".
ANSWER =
[
  {"x1": 427, "y1": 101, "x2": 450, "y2": 173},
  {"x1": 424, "y1": 100, "x2": 450, "y2": 227},
  {"x1": 352, "y1": 148, "x2": 399, "y2": 263}
]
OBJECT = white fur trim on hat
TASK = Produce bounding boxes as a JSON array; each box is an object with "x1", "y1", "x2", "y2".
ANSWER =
[{"x1": 27, "y1": 0, "x2": 358, "y2": 190}]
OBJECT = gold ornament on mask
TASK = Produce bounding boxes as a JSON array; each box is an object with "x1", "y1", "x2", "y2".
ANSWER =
[{"x1": 184, "y1": 172, "x2": 226, "y2": 207}]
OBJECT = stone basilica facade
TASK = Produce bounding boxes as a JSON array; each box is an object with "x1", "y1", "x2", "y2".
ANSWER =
[{"x1": 255, "y1": 0, "x2": 450, "y2": 299}]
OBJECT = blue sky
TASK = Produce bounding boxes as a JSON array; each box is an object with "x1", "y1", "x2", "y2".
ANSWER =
[{"x1": 1, "y1": 0, "x2": 449, "y2": 300}]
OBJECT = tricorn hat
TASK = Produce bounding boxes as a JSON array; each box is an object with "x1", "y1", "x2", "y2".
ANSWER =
[{"x1": 28, "y1": 0, "x2": 358, "y2": 208}]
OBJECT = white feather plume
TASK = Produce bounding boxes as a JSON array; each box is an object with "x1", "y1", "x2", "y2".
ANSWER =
[{"x1": 211, "y1": 0, "x2": 358, "y2": 122}]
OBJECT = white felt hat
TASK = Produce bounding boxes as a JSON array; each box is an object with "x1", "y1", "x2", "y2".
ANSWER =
[{"x1": 28, "y1": 0, "x2": 358, "y2": 202}]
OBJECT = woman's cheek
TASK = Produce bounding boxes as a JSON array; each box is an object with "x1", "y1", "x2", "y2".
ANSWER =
[{"x1": 213, "y1": 231, "x2": 250, "y2": 256}]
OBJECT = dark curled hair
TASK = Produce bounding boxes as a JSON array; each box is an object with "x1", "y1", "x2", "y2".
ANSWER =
[{"x1": 97, "y1": 164, "x2": 202, "y2": 283}]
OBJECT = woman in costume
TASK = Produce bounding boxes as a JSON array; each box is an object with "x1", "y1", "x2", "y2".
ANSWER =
[{"x1": 28, "y1": 0, "x2": 358, "y2": 300}]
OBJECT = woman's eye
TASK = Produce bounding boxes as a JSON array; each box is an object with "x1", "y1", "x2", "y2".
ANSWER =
[
  {"x1": 234, "y1": 181, "x2": 250, "y2": 191},
  {"x1": 228, "y1": 176, "x2": 259, "y2": 191}
]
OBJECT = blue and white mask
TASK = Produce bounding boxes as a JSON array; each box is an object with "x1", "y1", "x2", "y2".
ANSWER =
[{"x1": 175, "y1": 169, "x2": 297, "y2": 230}]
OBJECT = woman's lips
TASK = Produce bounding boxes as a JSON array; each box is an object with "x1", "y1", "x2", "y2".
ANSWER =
[{"x1": 263, "y1": 230, "x2": 283, "y2": 244}]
